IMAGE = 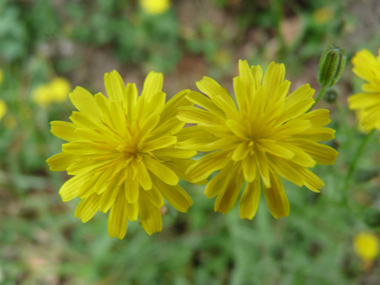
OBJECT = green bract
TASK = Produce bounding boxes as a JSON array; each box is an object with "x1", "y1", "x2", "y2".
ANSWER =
[{"x1": 318, "y1": 45, "x2": 346, "y2": 88}]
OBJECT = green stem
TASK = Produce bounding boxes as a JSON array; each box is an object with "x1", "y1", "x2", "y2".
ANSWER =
[
  {"x1": 308, "y1": 86, "x2": 326, "y2": 111},
  {"x1": 342, "y1": 129, "x2": 375, "y2": 192},
  {"x1": 271, "y1": 0, "x2": 286, "y2": 59}
]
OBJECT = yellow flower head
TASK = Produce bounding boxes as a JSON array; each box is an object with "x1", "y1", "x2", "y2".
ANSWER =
[
  {"x1": 0, "y1": 99, "x2": 7, "y2": 121},
  {"x1": 177, "y1": 60, "x2": 338, "y2": 219},
  {"x1": 348, "y1": 49, "x2": 380, "y2": 131},
  {"x1": 47, "y1": 71, "x2": 196, "y2": 239},
  {"x1": 313, "y1": 7, "x2": 334, "y2": 24},
  {"x1": 140, "y1": 0, "x2": 171, "y2": 15},
  {"x1": 33, "y1": 77, "x2": 71, "y2": 107},
  {"x1": 354, "y1": 232, "x2": 379, "y2": 262}
]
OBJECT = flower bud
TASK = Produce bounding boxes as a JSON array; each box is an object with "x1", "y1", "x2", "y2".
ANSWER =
[
  {"x1": 323, "y1": 88, "x2": 338, "y2": 103},
  {"x1": 364, "y1": 208, "x2": 380, "y2": 228},
  {"x1": 317, "y1": 45, "x2": 346, "y2": 88}
]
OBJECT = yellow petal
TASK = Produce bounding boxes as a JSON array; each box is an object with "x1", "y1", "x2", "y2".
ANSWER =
[
  {"x1": 348, "y1": 93, "x2": 380, "y2": 110},
  {"x1": 186, "y1": 91, "x2": 226, "y2": 119},
  {"x1": 232, "y1": 141, "x2": 250, "y2": 161},
  {"x1": 69, "y1": 87, "x2": 99, "y2": 119},
  {"x1": 256, "y1": 151, "x2": 271, "y2": 187},
  {"x1": 159, "y1": 89, "x2": 192, "y2": 124},
  {"x1": 143, "y1": 155, "x2": 179, "y2": 185},
  {"x1": 177, "y1": 106, "x2": 224, "y2": 125},
  {"x1": 242, "y1": 154, "x2": 257, "y2": 182},
  {"x1": 149, "y1": 117, "x2": 185, "y2": 139},
  {"x1": 267, "y1": 155, "x2": 304, "y2": 187},
  {"x1": 99, "y1": 181, "x2": 120, "y2": 213},
  {"x1": 214, "y1": 169, "x2": 245, "y2": 214},
  {"x1": 78, "y1": 173, "x2": 102, "y2": 198},
  {"x1": 124, "y1": 168, "x2": 140, "y2": 203},
  {"x1": 138, "y1": 192, "x2": 162, "y2": 235},
  {"x1": 107, "y1": 190, "x2": 129, "y2": 239},
  {"x1": 263, "y1": 172, "x2": 289, "y2": 219},
  {"x1": 124, "y1": 83, "x2": 138, "y2": 121},
  {"x1": 239, "y1": 180, "x2": 261, "y2": 220},
  {"x1": 74, "y1": 193, "x2": 102, "y2": 222},
  {"x1": 94, "y1": 166, "x2": 117, "y2": 194},
  {"x1": 59, "y1": 175, "x2": 85, "y2": 201},
  {"x1": 176, "y1": 126, "x2": 213, "y2": 141},
  {"x1": 140, "y1": 72, "x2": 163, "y2": 102},
  {"x1": 269, "y1": 120, "x2": 311, "y2": 140},
  {"x1": 136, "y1": 160, "x2": 152, "y2": 190},
  {"x1": 153, "y1": 147, "x2": 197, "y2": 159},
  {"x1": 186, "y1": 150, "x2": 231, "y2": 182},
  {"x1": 104, "y1": 70, "x2": 124, "y2": 103},
  {"x1": 257, "y1": 139, "x2": 294, "y2": 159},
  {"x1": 204, "y1": 161, "x2": 234, "y2": 198},
  {"x1": 136, "y1": 112, "x2": 160, "y2": 143},
  {"x1": 297, "y1": 109, "x2": 331, "y2": 128},
  {"x1": 288, "y1": 139, "x2": 338, "y2": 165},
  {"x1": 95, "y1": 93, "x2": 115, "y2": 131},
  {"x1": 298, "y1": 167, "x2": 324, "y2": 192},
  {"x1": 126, "y1": 202, "x2": 138, "y2": 221},
  {"x1": 145, "y1": 91, "x2": 166, "y2": 115},
  {"x1": 152, "y1": 176, "x2": 193, "y2": 212},
  {"x1": 262, "y1": 62, "x2": 285, "y2": 96},
  {"x1": 51, "y1": 121, "x2": 81, "y2": 141},
  {"x1": 196, "y1": 76, "x2": 235, "y2": 105},
  {"x1": 213, "y1": 95, "x2": 240, "y2": 121},
  {"x1": 226, "y1": 119, "x2": 250, "y2": 140},
  {"x1": 208, "y1": 136, "x2": 241, "y2": 151},
  {"x1": 46, "y1": 152, "x2": 77, "y2": 171},
  {"x1": 295, "y1": 127, "x2": 335, "y2": 142},
  {"x1": 161, "y1": 157, "x2": 205, "y2": 184},
  {"x1": 141, "y1": 136, "x2": 177, "y2": 152},
  {"x1": 146, "y1": 185, "x2": 165, "y2": 208}
]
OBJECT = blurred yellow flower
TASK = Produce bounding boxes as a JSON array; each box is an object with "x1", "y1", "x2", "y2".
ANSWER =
[
  {"x1": 0, "y1": 99, "x2": 7, "y2": 121},
  {"x1": 140, "y1": 0, "x2": 171, "y2": 15},
  {"x1": 47, "y1": 70, "x2": 196, "y2": 239},
  {"x1": 348, "y1": 49, "x2": 380, "y2": 132},
  {"x1": 354, "y1": 232, "x2": 379, "y2": 269},
  {"x1": 3, "y1": 114, "x2": 17, "y2": 130},
  {"x1": 177, "y1": 60, "x2": 337, "y2": 219},
  {"x1": 0, "y1": 68, "x2": 3, "y2": 85},
  {"x1": 33, "y1": 77, "x2": 71, "y2": 107},
  {"x1": 313, "y1": 7, "x2": 334, "y2": 24}
]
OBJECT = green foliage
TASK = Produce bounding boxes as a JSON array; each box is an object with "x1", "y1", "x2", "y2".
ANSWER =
[{"x1": 1, "y1": 0, "x2": 380, "y2": 284}]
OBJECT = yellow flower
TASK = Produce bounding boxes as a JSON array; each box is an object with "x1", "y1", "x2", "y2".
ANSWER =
[
  {"x1": 140, "y1": 0, "x2": 171, "y2": 15},
  {"x1": 177, "y1": 60, "x2": 338, "y2": 219},
  {"x1": 3, "y1": 115, "x2": 17, "y2": 130},
  {"x1": 313, "y1": 7, "x2": 334, "y2": 24},
  {"x1": 0, "y1": 68, "x2": 3, "y2": 85},
  {"x1": 47, "y1": 71, "x2": 196, "y2": 238},
  {"x1": 33, "y1": 77, "x2": 71, "y2": 107},
  {"x1": 348, "y1": 49, "x2": 380, "y2": 132},
  {"x1": 0, "y1": 99, "x2": 7, "y2": 121},
  {"x1": 354, "y1": 232, "x2": 379, "y2": 262}
]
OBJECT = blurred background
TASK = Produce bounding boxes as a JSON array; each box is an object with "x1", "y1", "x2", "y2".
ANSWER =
[{"x1": 1, "y1": 0, "x2": 380, "y2": 284}]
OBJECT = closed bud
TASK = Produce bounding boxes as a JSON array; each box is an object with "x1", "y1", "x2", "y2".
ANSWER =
[
  {"x1": 364, "y1": 208, "x2": 380, "y2": 228},
  {"x1": 323, "y1": 88, "x2": 338, "y2": 103},
  {"x1": 318, "y1": 45, "x2": 346, "y2": 88}
]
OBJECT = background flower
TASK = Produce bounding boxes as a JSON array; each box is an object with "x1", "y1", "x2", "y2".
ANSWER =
[
  {"x1": 354, "y1": 232, "x2": 379, "y2": 271},
  {"x1": 32, "y1": 77, "x2": 71, "y2": 107},
  {"x1": 0, "y1": 99, "x2": 7, "y2": 121},
  {"x1": 140, "y1": 0, "x2": 171, "y2": 15},
  {"x1": 348, "y1": 49, "x2": 380, "y2": 132}
]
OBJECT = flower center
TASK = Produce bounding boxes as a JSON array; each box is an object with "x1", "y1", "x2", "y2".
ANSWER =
[{"x1": 117, "y1": 145, "x2": 138, "y2": 156}]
